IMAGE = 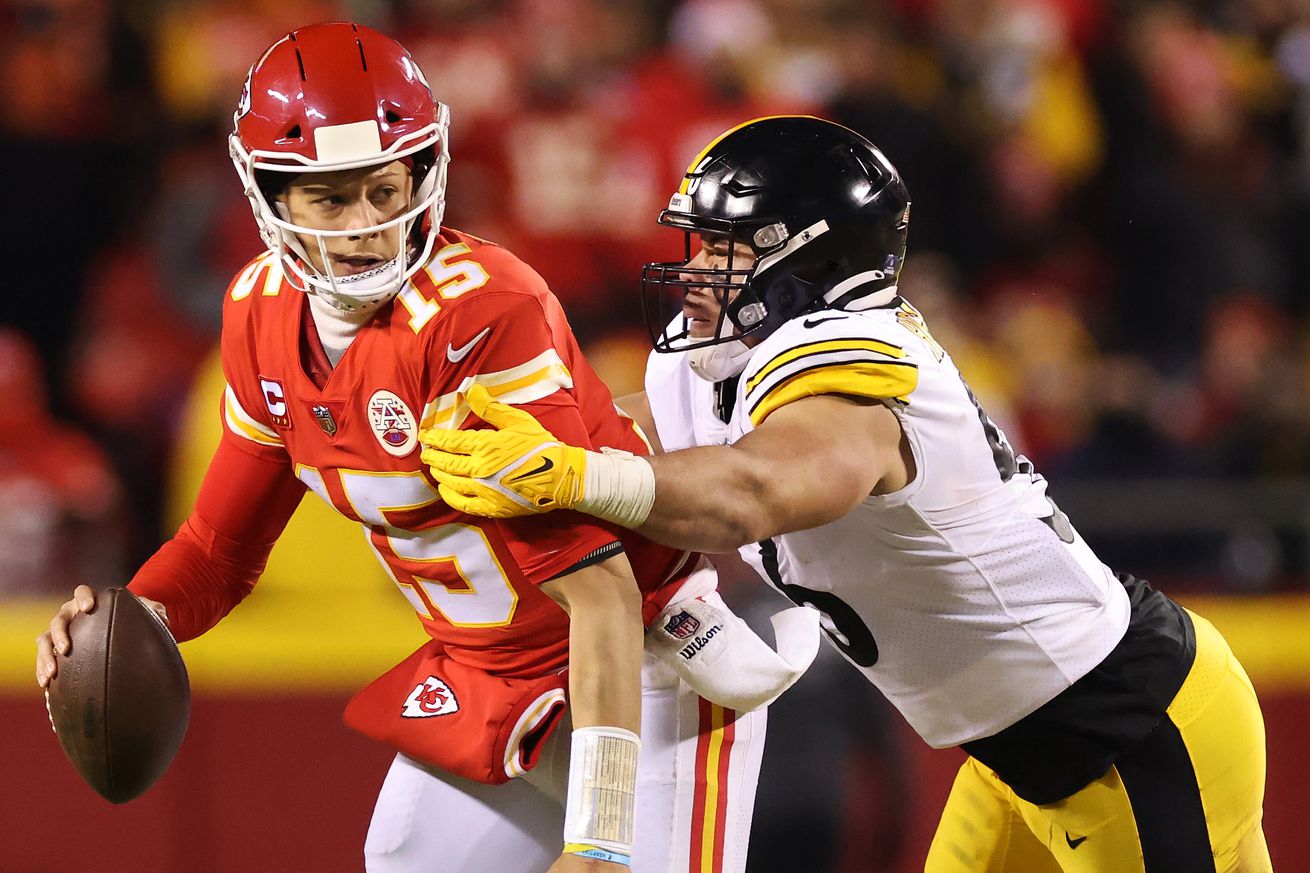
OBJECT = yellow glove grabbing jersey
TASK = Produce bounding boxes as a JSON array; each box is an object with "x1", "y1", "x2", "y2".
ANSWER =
[
  {"x1": 421, "y1": 384, "x2": 588, "y2": 516},
  {"x1": 421, "y1": 384, "x2": 656, "y2": 528}
]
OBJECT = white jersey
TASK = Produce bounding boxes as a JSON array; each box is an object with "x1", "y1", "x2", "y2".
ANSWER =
[{"x1": 645, "y1": 295, "x2": 1131, "y2": 748}]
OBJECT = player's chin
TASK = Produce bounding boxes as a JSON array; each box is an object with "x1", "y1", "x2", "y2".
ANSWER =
[{"x1": 686, "y1": 317, "x2": 716, "y2": 338}]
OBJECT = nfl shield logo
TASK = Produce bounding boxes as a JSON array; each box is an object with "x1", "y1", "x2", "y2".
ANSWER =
[
  {"x1": 312, "y1": 404, "x2": 337, "y2": 436},
  {"x1": 663, "y1": 610, "x2": 701, "y2": 640}
]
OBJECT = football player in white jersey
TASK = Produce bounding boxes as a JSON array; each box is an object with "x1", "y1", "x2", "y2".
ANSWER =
[{"x1": 419, "y1": 116, "x2": 1273, "y2": 873}]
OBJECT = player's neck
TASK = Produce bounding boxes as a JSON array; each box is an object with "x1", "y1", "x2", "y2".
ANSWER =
[{"x1": 307, "y1": 291, "x2": 383, "y2": 367}]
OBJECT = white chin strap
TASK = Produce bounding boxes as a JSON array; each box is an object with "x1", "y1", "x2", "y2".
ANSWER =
[
  {"x1": 687, "y1": 317, "x2": 755, "y2": 382},
  {"x1": 272, "y1": 198, "x2": 419, "y2": 313},
  {"x1": 312, "y1": 250, "x2": 408, "y2": 313}
]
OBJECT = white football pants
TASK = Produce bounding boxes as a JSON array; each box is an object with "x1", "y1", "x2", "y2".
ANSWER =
[{"x1": 363, "y1": 652, "x2": 767, "y2": 873}]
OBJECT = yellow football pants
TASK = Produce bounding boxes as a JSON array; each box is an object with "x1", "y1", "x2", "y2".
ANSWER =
[{"x1": 925, "y1": 610, "x2": 1271, "y2": 873}]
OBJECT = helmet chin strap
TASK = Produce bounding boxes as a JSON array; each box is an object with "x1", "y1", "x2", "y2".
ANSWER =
[
  {"x1": 267, "y1": 168, "x2": 438, "y2": 312},
  {"x1": 822, "y1": 272, "x2": 899, "y2": 309},
  {"x1": 687, "y1": 317, "x2": 755, "y2": 382},
  {"x1": 314, "y1": 248, "x2": 409, "y2": 313}
]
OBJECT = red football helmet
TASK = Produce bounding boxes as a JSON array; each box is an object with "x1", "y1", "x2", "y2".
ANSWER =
[{"x1": 229, "y1": 22, "x2": 450, "y2": 310}]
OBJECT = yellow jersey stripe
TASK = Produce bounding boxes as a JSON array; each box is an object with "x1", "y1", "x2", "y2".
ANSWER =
[
  {"x1": 677, "y1": 115, "x2": 819, "y2": 194},
  {"x1": 466, "y1": 348, "x2": 569, "y2": 391},
  {"x1": 503, "y1": 689, "x2": 567, "y2": 779},
  {"x1": 224, "y1": 406, "x2": 282, "y2": 446},
  {"x1": 223, "y1": 386, "x2": 283, "y2": 446},
  {"x1": 616, "y1": 403, "x2": 654, "y2": 453},
  {"x1": 749, "y1": 360, "x2": 919, "y2": 426},
  {"x1": 421, "y1": 350, "x2": 575, "y2": 430},
  {"x1": 422, "y1": 363, "x2": 572, "y2": 429},
  {"x1": 700, "y1": 703, "x2": 727, "y2": 873},
  {"x1": 744, "y1": 338, "x2": 905, "y2": 394},
  {"x1": 488, "y1": 364, "x2": 572, "y2": 404}
]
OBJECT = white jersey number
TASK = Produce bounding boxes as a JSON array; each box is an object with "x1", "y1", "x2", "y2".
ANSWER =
[
  {"x1": 297, "y1": 466, "x2": 519, "y2": 627},
  {"x1": 759, "y1": 539, "x2": 879, "y2": 667}
]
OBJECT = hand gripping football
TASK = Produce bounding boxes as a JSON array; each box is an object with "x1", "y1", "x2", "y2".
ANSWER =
[{"x1": 45, "y1": 588, "x2": 190, "y2": 803}]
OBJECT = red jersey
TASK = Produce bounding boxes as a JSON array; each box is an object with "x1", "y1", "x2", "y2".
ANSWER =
[{"x1": 134, "y1": 230, "x2": 691, "y2": 679}]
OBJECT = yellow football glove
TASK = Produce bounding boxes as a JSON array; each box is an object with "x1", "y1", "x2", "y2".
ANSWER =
[{"x1": 419, "y1": 384, "x2": 588, "y2": 518}]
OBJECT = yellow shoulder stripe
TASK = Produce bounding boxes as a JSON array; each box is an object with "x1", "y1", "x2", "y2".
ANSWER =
[
  {"x1": 749, "y1": 360, "x2": 919, "y2": 426},
  {"x1": 745, "y1": 338, "x2": 905, "y2": 394}
]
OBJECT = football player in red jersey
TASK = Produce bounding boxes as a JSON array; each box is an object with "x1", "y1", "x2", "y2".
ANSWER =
[{"x1": 33, "y1": 23, "x2": 810, "y2": 873}]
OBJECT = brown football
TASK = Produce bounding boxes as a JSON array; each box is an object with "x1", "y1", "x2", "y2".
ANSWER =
[{"x1": 45, "y1": 587, "x2": 190, "y2": 803}]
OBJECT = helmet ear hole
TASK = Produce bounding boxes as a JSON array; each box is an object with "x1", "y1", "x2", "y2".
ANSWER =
[
  {"x1": 410, "y1": 144, "x2": 436, "y2": 175},
  {"x1": 794, "y1": 260, "x2": 840, "y2": 283},
  {"x1": 283, "y1": 124, "x2": 302, "y2": 141}
]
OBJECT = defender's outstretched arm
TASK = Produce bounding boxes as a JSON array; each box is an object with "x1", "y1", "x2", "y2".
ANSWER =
[{"x1": 421, "y1": 385, "x2": 909, "y2": 553}]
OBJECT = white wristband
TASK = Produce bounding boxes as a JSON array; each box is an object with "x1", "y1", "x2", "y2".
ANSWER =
[
  {"x1": 576, "y1": 449, "x2": 656, "y2": 529},
  {"x1": 563, "y1": 726, "x2": 641, "y2": 854}
]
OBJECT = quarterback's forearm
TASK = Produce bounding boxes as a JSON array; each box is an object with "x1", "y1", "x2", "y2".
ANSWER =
[
  {"x1": 127, "y1": 520, "x2": 267, "y2": 641},
  {"x1": 541, "y1": 553, "x2": 643, "y2": 732},
  {"x1": 128, "y1": 435, "x2": 305, "y2": 640},
  {"x1": 543, "y1": 554, "x2": 643, "y2": 868}
]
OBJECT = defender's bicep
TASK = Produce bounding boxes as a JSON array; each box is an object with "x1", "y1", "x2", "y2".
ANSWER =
[{"x1": 733, "y1": 394, "x2": 907, "y2": 523}]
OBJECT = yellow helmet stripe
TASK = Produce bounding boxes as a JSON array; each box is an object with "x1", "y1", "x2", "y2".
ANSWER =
[{"x1": 677, "y1": 115, "x2": 823, "y2": 194}]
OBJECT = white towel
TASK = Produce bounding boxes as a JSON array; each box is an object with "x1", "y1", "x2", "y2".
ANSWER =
[{"x1": 647, "y1": 582, "x2": 820, "y2": 713}]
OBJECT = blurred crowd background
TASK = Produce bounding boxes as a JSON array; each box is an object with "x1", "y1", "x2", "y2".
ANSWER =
[
  {"x1": 6, "y1": 0, "x2": 1310, "y2": 593},
  {"x1": 3, "y1": 0, "x2": 1310, "y2": 869},
  {"x1": 7, "y1": 0, "x2": 1310, "y2": 599}
]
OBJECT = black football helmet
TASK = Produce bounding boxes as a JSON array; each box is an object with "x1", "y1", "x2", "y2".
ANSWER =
[{"x1": 642, "y1": 115, "x2": 911, "y2": 351}]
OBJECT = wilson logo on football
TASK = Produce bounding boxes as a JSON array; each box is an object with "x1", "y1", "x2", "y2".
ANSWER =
[
  {"x1": 367, "y1": 389, "x2": 418, "y2": 457},
  {"x1": 663, "y1": 610, "x2": 701, "y2": 640},
  {"x1": 402, "y1": 676, "x2": 459, "y2": 718}
]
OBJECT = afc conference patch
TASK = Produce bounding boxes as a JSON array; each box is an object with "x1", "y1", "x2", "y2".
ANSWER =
[{"x1": 367, "y1": 389, "x2": 418, "y2": 457}]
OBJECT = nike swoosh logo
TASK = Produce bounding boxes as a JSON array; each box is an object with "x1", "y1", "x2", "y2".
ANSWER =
[
  {"x1": 447, "y1": 327, "x2": 492, "y2": 363},
  {"x1": 1066, "y1": 834, "x2": 1087, "y2": 850},
  {"x1": 803, "y1": 315, "x2": 846, "y2": 328},
  {"x1": 507, "y1": 457, "x2": 554, "y2": 483}
]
